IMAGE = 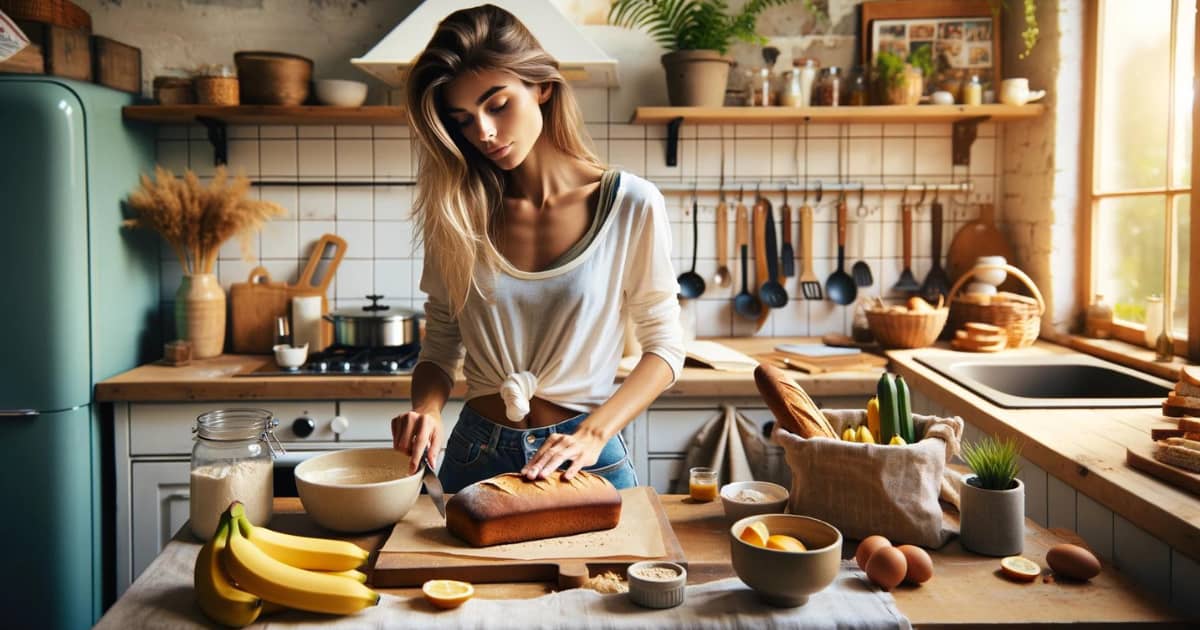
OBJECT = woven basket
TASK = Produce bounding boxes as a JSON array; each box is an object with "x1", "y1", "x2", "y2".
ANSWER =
[
  {"x1": 866, "y1": 305, "x2": 949, "y2": 349},
  {"x1": 947, "y1": 263, "x2": 1044, "y2": 348},
  {"x1": 0, "y1": 1, "x2": 92, "y2": 31}
]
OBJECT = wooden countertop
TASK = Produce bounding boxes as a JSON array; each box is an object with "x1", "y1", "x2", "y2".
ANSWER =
[
  {"x1": 94, "y1": 337, "x2": 881, "y2": 402},
  {"x1": 888, "y1": 342, "x2": 1200, "y2": 564},
  {"x1": 102, "y1": 496, "x2": 1185, "y2": 628}
]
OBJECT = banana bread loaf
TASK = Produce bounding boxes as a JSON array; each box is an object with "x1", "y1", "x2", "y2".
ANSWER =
[{"x1": 446, "y1": 471, "x2": 622, "y2": 546}]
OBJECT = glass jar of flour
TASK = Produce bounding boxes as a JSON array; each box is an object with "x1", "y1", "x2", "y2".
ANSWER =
[{"x1": 189, "y1": 408, "x2": 283, "y2": 540}]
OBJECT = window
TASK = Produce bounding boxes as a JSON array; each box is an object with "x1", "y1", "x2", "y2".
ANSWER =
[{"x1": 1086, "y1": 0, "x2": 1196, "y2": 355}]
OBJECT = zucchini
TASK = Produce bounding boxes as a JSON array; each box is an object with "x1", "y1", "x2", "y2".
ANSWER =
[
  {"x1": 876, "y1": 373, "x2": 900, "y2": 444},
  {"x1": 895, "y1": 375, "x2": 915, "y2": 443}
]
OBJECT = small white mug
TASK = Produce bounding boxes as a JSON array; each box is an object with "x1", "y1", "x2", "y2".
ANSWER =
[{"x1": 999, "y1": 78, "x2": 1045, "y2": 106}]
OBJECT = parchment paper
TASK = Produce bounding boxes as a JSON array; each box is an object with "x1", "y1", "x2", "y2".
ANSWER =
[{"x1": 380, "y1": 487, "x2": 667, "y2": 561}]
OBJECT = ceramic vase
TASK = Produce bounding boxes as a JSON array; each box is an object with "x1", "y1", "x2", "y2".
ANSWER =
[
  {"x1": 959, "y1": 475, "x2": 1024, "y2": 556},
  {"x1": 175, "y1": 273, "x2": 226, "y2": 358}
]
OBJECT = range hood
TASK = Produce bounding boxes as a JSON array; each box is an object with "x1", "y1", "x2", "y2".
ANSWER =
[{"x1": 352, "y1": 0, "x2": 619, "y2": 88}]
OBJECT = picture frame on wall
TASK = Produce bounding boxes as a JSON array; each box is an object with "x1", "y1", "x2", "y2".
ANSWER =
[{"x1": 860, "y1": 0, "x2": 1002, "y2": 98}]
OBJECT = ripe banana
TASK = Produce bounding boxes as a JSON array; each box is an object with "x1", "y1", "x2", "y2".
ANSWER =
[
  {"x1": 323, "y1": 568, "x2": 369, "y2": 583},
  {"x1": 237, "y1": 515, "x2": 369, "y2": 571},
  {"x1": 194, "y1": 513, "x2": 262, "y2": 628},
  {"x1": 225, "y1": 511, "x2": 380, "y2": 615}
]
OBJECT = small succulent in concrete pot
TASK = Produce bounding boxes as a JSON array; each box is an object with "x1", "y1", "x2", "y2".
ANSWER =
[{"x1": 959, "y1": 436, "x2": 1024, "y2": 556}]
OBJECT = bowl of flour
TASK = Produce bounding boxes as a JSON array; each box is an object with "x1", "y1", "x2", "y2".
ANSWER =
[{"x1": 295, "y1": 448, "x2": 422, "y2": 532}]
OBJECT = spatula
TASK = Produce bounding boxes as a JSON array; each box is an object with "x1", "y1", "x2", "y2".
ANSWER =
[
  {"x1": 920, "y1": 196, "x2": 950, "y2": 304},
  {"x1": 892, "y1": 202, "x2": 921, "y2": 294},
  {"x1": 797, "y1": 203, "x2": 823, "y2": 300},
  {"x1": 780, "y1": 187, "x2": 795, "y2": 278}
]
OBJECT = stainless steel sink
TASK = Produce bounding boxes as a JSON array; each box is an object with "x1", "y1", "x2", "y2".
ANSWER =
[{"x1": 914, "y1": 353, "x2": 1173, "y2": 409}]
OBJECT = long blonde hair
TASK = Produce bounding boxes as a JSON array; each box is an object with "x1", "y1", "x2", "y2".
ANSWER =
[{"x1": 407, "y1": 4, "x2": 602, "y2": 316}]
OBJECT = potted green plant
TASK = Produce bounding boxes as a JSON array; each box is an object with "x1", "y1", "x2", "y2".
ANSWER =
[
  {"x1": 959, "y1": 436, "x2": 1024, "y2": 556},
  {"x1": 874, "y1": 43, "x2": 933, "y2": 106},
  {"x1": 608, "y1": 0, "x2": 823, "y2": 107}
]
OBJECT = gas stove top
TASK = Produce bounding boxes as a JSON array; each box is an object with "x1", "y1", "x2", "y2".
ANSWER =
[{"x1": 249, "y1": 344, "x2": 420, "y2": 376}]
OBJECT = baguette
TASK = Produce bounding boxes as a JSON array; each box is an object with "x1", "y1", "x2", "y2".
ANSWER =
[
  {"x1": 445, "y1": 471, "x2": 621, "y2": 547},
  {"x1": 754, "y1": 363, "x2": 838, "y2": 439}
]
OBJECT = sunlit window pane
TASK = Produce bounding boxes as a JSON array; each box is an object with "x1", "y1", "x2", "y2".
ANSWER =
[
  {"x1": 1174, "y1": 1, "x2": 1195, "y2": 187},
  {"x1": 1173, "y1": 194, "x2": 1191, "y2": 335},
  {"x1": 1096, "y1": 0, "x2": 1172, "y2": 191},
  {"x1": 1096, "y1": 196, "x2": 1166, "y2": 322}
]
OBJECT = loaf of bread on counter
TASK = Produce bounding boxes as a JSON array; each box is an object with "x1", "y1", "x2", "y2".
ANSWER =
[{"x1": 446, "y1": 471, "x2": 622, "y2": 546}]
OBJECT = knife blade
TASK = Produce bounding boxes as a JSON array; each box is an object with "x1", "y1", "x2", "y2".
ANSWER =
[{"x1": 420, "y1": 448, "x2": 447, "y2": 518}]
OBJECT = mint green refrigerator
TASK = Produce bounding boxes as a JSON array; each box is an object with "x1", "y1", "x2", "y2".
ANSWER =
[{"x1": 0, "y1": 76, "x2": 161, "y2": 628}]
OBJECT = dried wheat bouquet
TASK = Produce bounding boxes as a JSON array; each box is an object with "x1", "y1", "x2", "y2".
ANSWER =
[{"x1": 124, "y1": 165, "x2": 286, "y2": 275}]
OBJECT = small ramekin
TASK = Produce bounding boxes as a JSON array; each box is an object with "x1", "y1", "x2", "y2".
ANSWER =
[{"x1": 627, "y1": 560, "x2": 687, "y2": 609}]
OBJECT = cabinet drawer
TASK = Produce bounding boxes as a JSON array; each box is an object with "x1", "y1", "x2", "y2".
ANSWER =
[
  {"x1": 130, "y1": 402, "x2": 336, "y2": 455},
  {"x1": 336, "y1": 401, "x2": 463, "y2": 445},
  {"x1": 646, "y1": 407, "x2": 775, "y2": 454}
]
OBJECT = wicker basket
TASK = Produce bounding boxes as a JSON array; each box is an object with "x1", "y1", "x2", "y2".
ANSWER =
[
  {"x1": 866, "y1": 305, "x2": 949, "y2": 349},
  {"x1": 0, "y1": 1, "x2": 92, "y2": 31},
  {"x1": 947, "y1": 263, "x2": 1044, "y2": 348}
]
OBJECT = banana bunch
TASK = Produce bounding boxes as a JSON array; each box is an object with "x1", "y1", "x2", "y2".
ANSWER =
[{"x1": 194, "y1": 501, "x2": 378, "y2": 627}]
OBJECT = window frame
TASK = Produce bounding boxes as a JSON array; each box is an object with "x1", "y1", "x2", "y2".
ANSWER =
[{"x1": 1082, "y1": 0, "x2": 1199, "y2": 359}]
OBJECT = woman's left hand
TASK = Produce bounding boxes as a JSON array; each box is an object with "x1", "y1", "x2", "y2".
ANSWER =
[{"x1": 522, "y1": 428, "x2": 607, "y2": 481}]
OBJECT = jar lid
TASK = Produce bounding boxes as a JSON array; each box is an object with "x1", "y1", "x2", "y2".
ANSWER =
[{"x1": 195, "y1": 408, "x2": 275, "y2": 441}]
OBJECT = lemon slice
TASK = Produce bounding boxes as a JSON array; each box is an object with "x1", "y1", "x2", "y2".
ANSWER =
[
  {"x1": 422, "y1": 579, "x2": 475, "y2": 609},
  {"x1": 738, "y1": 520, "x2": 770, "y2": 547},
  {"x1": 765, "y1": 534, "x2": 807, "y2": 552},
  {"x1": 1000, "y1": 556, "x2": 1041, "y2": 582}
]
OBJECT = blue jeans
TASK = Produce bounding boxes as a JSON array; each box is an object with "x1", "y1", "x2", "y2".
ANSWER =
[{"x1": 438, "y1": 405, "x2": 638, "y2": 493}]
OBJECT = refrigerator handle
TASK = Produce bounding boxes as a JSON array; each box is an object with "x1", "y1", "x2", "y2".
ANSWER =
[{"x1": 0, "y1": 409, "x2": 39, "y2": 418}]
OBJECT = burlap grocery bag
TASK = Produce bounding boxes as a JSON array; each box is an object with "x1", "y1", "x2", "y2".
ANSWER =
[{"x1": 773, "y1": 409, "x2": 964, "y2": 548}]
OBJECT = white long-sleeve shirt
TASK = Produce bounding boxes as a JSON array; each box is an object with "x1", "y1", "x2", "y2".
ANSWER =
[{"x1": 416, "y1": 171, "x2": 685, "y2": 423}]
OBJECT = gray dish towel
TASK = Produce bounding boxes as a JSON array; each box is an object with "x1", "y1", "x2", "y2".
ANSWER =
[
  {"x1": 97, "y1": 542, "x2": 911, "y2": 630},
  {"x1": 673, "y1": 404, "x2": 774, "y2": 494}
]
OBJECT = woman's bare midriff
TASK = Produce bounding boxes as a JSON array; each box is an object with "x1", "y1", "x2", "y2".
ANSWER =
[{"x1": 466, "y1": 394, "x2": 581, "y2": 428}]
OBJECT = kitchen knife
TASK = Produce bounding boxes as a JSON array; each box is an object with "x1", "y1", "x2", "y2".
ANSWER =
[{"x1": 420, "y1": 447, "x2": 447, "y2": 518}]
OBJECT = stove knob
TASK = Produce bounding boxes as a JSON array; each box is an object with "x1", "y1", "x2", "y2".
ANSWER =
[
  {"x1": 312, "y1": 360, "x2": 328, "y2": 373},
  {"x1": 292, "y1": 416, "x2": 316, "y2": 438},
  {"x1": 330, "y1": 416, "x2": 350, "y2": 436},
  {"x1": 384, "y1": 360, "x2": 400, "y2": 372}
]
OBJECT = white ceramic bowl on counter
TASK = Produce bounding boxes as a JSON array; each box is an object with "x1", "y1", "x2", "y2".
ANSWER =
[
  {"x1": 719, "y1": 481, "x2": 789, "y2": 522},
  {"x1": 295, "y1": 448, "x2": 422, "y2": 532},
  {"x1": 273, "y1": 343, "x2": 308, "y2": 368},
  {"x1": 314, "y1": 79, "x2": 368, "y2": 107}
]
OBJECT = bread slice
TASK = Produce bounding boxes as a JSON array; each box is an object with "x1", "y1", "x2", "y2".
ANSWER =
[
  {"x1": 445, "y1": 471, "x2": 621, "y2": 547},
  {"x1": 1153, "y1": 438, "x2": 1200, "y2": 473},
  {"x1": 754, "y1": 363, "x2": 838, "y2": 439},
  {"x1": 964, "y1": 321, "x2": 1004, "y2": 335},
  {"x1": 1175, "y1": 381, "x2": 1200, "y2": 398},
  {"x1": 1180, "y1": 365, "x2": 1200, "y2": 388},
  {"x1": 1178, "y1": 417, "x2": 1200, "y2": 433}
]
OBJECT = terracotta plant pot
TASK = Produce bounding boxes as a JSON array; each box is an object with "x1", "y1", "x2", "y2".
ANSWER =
[
  {"x1": 959, "y1": 475, "x2": 1024, "y2": 556},
  {"x1": 881, "y1": 65, "x2": 924, "y2": 105},
  {"x1": 175, "y1": 273, "x2": 226, "y2": 359},
  {"x1": 661, "y1": 50, "x2": 733, "y2": 107}
]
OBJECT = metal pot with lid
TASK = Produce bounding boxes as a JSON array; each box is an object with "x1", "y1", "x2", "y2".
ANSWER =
[{"x1": 324, "y1": 295, "x2": 422, "y2": 347}]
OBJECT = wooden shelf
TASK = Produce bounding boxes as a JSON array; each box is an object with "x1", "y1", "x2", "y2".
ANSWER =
[
  {"x1": 630, "y1": 103, "x2": 1044, "y2": 125},
  {"x1": 631, "y1": 104, "x2": 1045, "y2": 167},
  {"x1": 122, "y1": 105, "x2": 407, "y2": 125}
]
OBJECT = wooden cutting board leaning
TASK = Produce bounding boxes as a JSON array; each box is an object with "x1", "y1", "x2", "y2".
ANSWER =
[
  {"x1": 229, "y1": 266, "x2": 289, "y2": 354},
  {"x1": 289, "y1": 233, "x2": 347, "y2": 349}
]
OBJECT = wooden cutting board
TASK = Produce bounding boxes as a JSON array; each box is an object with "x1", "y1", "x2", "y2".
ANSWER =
[
  {"x1": 229, "y1": 266, "x2": 289, "y2": 354},
  {"x1": 946, "y1": 202, "x2": 1017, "y2": 288},
  {"x1": 1126, "y1": 444, "x2": 1200, "y2": 497},
  {"x1": 371, "y1": 486, "x2": 686, "y2": 588},
  {"x1": 287, "y1": 233, "x2": 347, "y2": 349},
  {"x1": 756, "y1": 351, "x2": 888, "y2": 375}
]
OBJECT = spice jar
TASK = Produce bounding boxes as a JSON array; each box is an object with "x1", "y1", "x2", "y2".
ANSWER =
[
  {"x1": 814, "y1": 66, "x2": 844, "y2": 106},
  {"x1": 1084, "y1": 294, "x2": 1113, "y2": 339},
  {"x1": 963, "y1": 74, "x2": 983, "y2": 106},
  {"x1": 189, "y1": 408, "x2": 283, "y2": 540},
  {"x1": 194, "y1": 64, "x2": 239, "y2": 105},
  {"x1": 848, "y1": 66, "x2": 869, "y2": 106},
  {"x1": 747, "y1": 66, "x2": 776, "y2": 106}
]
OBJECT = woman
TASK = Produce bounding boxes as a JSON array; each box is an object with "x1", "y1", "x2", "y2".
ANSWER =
[{"x1": 391, "y1": 4, "x2": 684, "y2": 493}]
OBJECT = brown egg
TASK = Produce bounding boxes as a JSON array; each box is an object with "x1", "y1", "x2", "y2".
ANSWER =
[
  {"x1": 1046, "y1": 543, "x2": 1101, "y2": 581},
  {"x1": 855, "y1": 535, "x2": 892, "y2": 571},
  {"x1": 865, "y1": 546, "x2": 907, "y2": 591},
  {"x1": 897, "y1": 545, "x2": 934, "y2": 584}
]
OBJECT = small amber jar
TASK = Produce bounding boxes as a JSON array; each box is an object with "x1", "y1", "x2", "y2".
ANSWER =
[{"x1": 689, "y1": 467, "x2": 718, "y2": 502}]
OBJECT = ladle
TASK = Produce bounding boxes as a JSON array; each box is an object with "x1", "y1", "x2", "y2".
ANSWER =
[
  {"x1": 733, "y1": 188, "x2": 762, "y2": 319},
  {"x1": 758, "y1": 193, "x2": 788, "y2": 308},
  {"x1": 677, "y1": 196, "x2": 706, "y2": 298},
  {"x1": 824, "y1": 193, "x2": 857, "y2": 305}
]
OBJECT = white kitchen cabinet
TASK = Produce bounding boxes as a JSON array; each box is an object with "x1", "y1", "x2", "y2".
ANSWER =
[{"x1": 130, "y1": 461, "x2": 190, "y2": 583}]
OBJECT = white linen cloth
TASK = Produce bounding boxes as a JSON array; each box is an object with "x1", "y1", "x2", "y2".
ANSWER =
[
  {"x1": 96, "y1": 541, "x2": 911, "y2": 630},
  {"x1": 416, "y1": 172, "x2": 686, "y2": 423}
]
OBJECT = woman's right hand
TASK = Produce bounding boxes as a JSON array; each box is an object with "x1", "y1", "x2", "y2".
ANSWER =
[{"x1": 391, "y1": 409, "x2": 443, "y2": 474}]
